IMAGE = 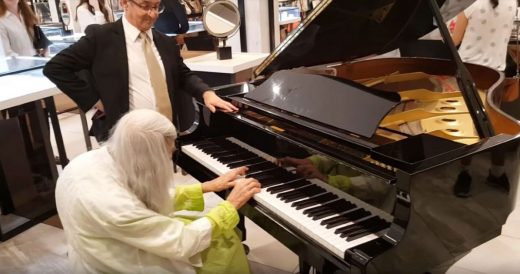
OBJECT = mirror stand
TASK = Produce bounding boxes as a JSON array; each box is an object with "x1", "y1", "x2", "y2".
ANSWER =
[
  {"x1": 217, "y1": 38, "x2": 232, "y2": 60},
  {"x1": 203, "y1": 0, "x2": 241, "y2": 60}
]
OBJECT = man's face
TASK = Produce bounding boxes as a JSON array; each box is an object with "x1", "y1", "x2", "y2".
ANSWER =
[{"x1": 123, "y1": 0, "x2": 161, "y2": 32}]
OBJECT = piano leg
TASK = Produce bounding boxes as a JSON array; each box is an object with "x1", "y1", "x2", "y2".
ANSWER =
[{"x1": 299, "y1": 257, "x2": 311, "y2": 274}]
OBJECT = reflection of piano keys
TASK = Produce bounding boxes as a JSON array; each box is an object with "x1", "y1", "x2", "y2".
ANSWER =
[{"x1": 182, "y1": 137, "x2": 393, "y2": 259}]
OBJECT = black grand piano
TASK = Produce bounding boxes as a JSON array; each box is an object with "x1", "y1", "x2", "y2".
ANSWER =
[{"x1": 177, "y1": 0, "x2": 520, "y2": 273}]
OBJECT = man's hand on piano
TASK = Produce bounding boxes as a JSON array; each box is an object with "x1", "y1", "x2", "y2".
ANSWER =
[
  {"x1": 202, "y1": 90, "x2": 238, "y2": 113},
  {"x1": 202, "y1": 167, "x2": 248, "y2": 193},
  {"x1": 226, "y1": 178, "x2": 261, "y2": 209}
]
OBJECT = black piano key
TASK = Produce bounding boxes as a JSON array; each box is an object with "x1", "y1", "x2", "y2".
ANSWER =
[
  {"x1": 193, "y1": 142, "x2": 217, "y2": 149},
  {"x1": 278, "y1": 185, "x2": 326, "y2": 202},
  {"x1": 322, "y1": 208, "x2": 366, "y2": 229},
  {"x1": 312, "y1": 208, "x2": 339, "y2": 220},
  {"x1": 303, "y1": 203, "x2": 331, "y2": 216},
  {"x1": 341, "y1": 222, "x2": 389, "y2": 240},
  {"x1": 247, "y1": 161, "x2": 279, "y2": 174},
  {"x1": 210, "y1": 149, "x2": 247, "y2": 158},
  {"x1": 335, "y1": 216, "x2": 381, "y2": 235},
  {"x1": 218, "y1": 152, "x2": 257, "y2": 163},
  {"x1": 292, "y1": 192, "x2": 338, "y2": 210},
  {"x1": 194, "y1": 142, "x2": 221, "y2": 149},
  {"x1": 247, "y1": 171, "x2": 277, "y2": 181},
  {"x1": 259, "y1": 178, "x2": 287, "y2": 188},
  {"x1": 344, "y1": 221, "x2": 391, "y2": 241},
  {"x1": 323, "y1": 199, "x2": 356, "y2": 214},
  {"x1": 227, "y1": 158, "x2": 265, "y2": 168},
  {"x1": 322, "y1": 215, "x2": 352, "y2": 229},
  {"x1": 213, "y1": 139, "x2": 238, "y2": 146},
  {"x1": 332, "y1": 210, "x2": 372, "y2": 233},
  {"x1": 200, "y1": 147, "x2": 229, "y2": 154},
  {"x1": 260, "y1": 174, "x2": 301, "y2": 188},
  {"x1": 249, "y1": 168, "x2": 299, "y2": 181},
  {"x1": 266, "y1": 179, "x2": 310, "y2": 194},
  {"x1": 302, "y1": 199, "x2": 352, "y2": 216},
  {"x1": 277, "y1": 185, "x2": 316, "y2": 200}
]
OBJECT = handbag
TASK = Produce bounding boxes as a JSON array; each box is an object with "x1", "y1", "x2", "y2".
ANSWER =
[{"x1": 32, "y1": 25, "x2": 52, "y2": 51}]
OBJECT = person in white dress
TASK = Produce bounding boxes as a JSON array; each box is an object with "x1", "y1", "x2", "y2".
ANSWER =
[
  {"x1": 75, "y1": 0, "x2": 113, "y2": 32},
  {"x1": 56, "y1": 109, "x2": 261, "y2": 273},
  {"x1": 0, "y1": 0, "x2": 38, "y2": 56},
  {"x1": 452, "y1": 0, "x2": 517, "y2": 71}
]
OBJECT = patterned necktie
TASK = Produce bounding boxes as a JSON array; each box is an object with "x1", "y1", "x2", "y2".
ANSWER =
[{"x1": 140, "y1": 32, "x2": 173, "y2": 120}]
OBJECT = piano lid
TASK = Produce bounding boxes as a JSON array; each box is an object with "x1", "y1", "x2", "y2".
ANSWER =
[
  {"x1": 243, "y1": 70, "x2": 401, "y2": 138},
  {"x1": 254, "y1": 0, "x2": 475, "y2": 77}
]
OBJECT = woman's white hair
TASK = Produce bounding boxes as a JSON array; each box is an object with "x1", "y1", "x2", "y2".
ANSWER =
[{"x1": 106, "y1": 109, "x2": 177, "y2": 215}]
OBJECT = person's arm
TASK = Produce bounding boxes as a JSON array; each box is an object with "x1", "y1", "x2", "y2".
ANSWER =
[
  {"x1": 174, "y1": 47, "x2": 237, "y2": 112},
  {"x1": 173, "y1": 183, "x2": 205, "y2": 211},
  {"x1": 0, "y1": 25, "x2": 18, "y2": 57},
  {"x1": 42, "y1": 25, "x2": 100, "y2": 112},
  {"x1": 173, "y1": 167, "x2": 248, "y2": 212},
  {"x1": 84, "y1": 194, "x2": 216, "y2": 264},
  {"x1": 83, "y1": 177, "x2": 259, "y2": 263},
  {"x1": 451, "y1": 12, "x2": 468, "y2": 47}
]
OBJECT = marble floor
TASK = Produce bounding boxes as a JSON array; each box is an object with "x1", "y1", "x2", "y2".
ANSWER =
[{"x1": 1, "y1": 111, "x2": 520, "y2": 273}]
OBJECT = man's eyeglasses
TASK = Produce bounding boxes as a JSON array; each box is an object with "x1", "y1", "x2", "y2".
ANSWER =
[{"x1": 128, "y1": 0, "x2": 165, "y2": 14}]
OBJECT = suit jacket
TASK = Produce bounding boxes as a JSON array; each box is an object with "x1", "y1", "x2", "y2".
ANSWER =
[
  {"x1": 154, "y1": 0, "x2": 189, "y2": 34},
  {"x1": 43, "y1": 19, "x2": 209, "y2": 141}
]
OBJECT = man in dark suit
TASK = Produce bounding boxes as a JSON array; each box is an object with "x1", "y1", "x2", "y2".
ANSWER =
[
  {"x1": 43, "y1": 0, "x2": 236, "y2": 142},
  {"x1": 154, "y1": 0, "x2": 189, "y2": 34}
]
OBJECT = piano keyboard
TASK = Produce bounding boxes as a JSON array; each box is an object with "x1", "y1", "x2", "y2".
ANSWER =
[{"x1": 182, "y1": 137, "x2": 393, "y2": 259}]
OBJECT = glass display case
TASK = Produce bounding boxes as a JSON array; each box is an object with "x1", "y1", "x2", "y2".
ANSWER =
[{"x1": 0, "y1": 57, "x2": 48, "y2": 77}]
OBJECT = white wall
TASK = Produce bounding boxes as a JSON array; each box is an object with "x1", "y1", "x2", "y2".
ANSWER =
[
  {"x1": 225, "y1": 0, "x2": 241, "y2": 53},
  {"x1": 243, "y1": 0, "x2": 271, "y2": 53},
  {"x1": 225, "y1": 0, "x2": 274, "y2": 53}
]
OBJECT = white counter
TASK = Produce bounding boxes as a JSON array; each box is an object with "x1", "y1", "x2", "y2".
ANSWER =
[
  {"x1": 184, "y1": 52, "x2": 268, "y2": 74},
  {"x1": 0, "y1": 70, "x2": 60, "y2": 110}
]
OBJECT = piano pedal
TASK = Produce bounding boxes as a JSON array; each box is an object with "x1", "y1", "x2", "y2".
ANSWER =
[{"x1": 242, "y1": 243, "x2": 250, "y2": 255}]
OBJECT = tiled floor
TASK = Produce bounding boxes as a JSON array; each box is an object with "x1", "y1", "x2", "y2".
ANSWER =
[{"x1": 1, "y1": 112, "x2": 520, "y2": 273}]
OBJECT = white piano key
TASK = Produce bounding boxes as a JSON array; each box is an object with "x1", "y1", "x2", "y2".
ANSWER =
[{"x1": 181, "y1": 138, "x2": 393, "y2": 259}]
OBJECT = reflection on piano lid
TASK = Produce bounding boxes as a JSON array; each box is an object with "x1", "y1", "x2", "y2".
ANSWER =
[
  {"x1": 244, "y1": 70, "x2": 400, "y2": 138},
  {"x1": 254, "y1": 0, "x2": 474, "y2": 77}
]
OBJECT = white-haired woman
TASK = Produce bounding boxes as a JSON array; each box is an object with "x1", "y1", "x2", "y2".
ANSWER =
[{"x1": 56, "y1": 109, "x2": 260, "y2": 274}]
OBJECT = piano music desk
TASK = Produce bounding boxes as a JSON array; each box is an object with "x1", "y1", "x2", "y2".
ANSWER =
[{"x1": 183, "y1": 52, "x2": 268, "y2": 87}]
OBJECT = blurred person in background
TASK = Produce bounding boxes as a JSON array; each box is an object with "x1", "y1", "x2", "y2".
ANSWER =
[
  {"x1": 154, "y1": 0, "x2": 188, "y2": 34},
  {"x1": 452, "y1": 0, "x2": 517, "y2": 73},
  {"x1": 75, "y1": 0, "x2": 114, "y2": 32},
  {"x1": 0, "y1": 0, "x2": 41, "y2": 56}
]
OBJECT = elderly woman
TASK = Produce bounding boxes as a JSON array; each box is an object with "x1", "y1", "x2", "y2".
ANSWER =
[{"x1": 56, "y1": 109, "x2": 260, "y2": 274}]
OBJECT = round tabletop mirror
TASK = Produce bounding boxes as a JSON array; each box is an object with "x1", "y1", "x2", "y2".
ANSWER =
[{"x1": 203, "y1": 1, "x2": 240, "y2": 39}]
